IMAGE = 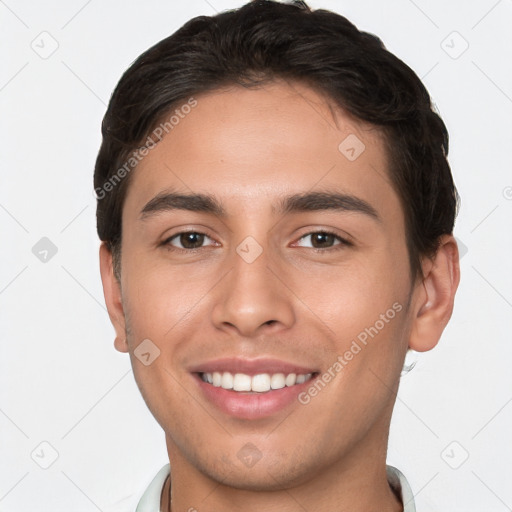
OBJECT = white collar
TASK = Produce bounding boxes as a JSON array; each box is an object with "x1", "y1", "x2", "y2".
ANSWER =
[
  {"x1": 387, "y1": 465, "x2": 416, "y2": 512},
  {"x1": 136, "y1": 463, "x2": 416, "y2": 512}
]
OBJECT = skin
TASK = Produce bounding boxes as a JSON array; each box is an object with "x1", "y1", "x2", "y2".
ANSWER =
[{"x1": 100, "y1": 80, "x2": 460, "y2": 512}]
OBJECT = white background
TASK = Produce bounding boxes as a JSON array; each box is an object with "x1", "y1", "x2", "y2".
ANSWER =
[{"x1": 1, "y1": 0, "x2": 511, "y2": 510}]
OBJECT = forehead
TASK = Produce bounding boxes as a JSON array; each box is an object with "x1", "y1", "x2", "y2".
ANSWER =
[{"x1": 123, "y1": 80, "x2": 401, "y2": 224}]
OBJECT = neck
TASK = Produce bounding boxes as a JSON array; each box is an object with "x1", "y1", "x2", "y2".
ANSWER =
[{"x1": 162, "y1": 419, "x2": 403, "y2": 512}]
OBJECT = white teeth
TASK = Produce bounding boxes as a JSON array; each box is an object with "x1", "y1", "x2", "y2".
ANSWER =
[
  {"x1": 212, "y1": 371, "x2": 222, "y2": 386},
  {"x1": 252, "y1": 373, "x2": 271, "y2": 392},
  {"x1": 270, "y1": 373, "x2": 286, "y2": 390},
  {"x1": 201, "y1": 371, "x2": 313, "y2": 392},
  {"x1": 285, "y1": 373, "x2": 296, "y2": 387},
  {"x1": 233, "y1": 373, "x2": 252, "y2": 391},
  {"x1": 221, "y1": 372, "x2": 234, "y2": 390},
  {"x1": 296, "y1": 373, "x2": 311, "y2": 384}
]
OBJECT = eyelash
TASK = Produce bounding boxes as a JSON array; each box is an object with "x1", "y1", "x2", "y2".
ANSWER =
[{"x1": 161, "y1": 229, "x2": 352, "y2": 253}]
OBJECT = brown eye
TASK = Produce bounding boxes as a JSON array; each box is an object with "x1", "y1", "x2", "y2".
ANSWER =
[
  {"x1": 165, "y1": 232, "x2": 213, "y2": 250},
  {"x1": 296, "y1": 231, "x2": 347, "y2": 249},
  {"x1": 310, "y1": 232, "x2": 336, "y2": 248},
  {"x1": 179, "y1": 232, "x2": 205, "y2": 249}
]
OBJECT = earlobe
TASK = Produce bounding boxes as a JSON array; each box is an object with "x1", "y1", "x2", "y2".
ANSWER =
[
  {"x1": 409, "y1": 235, "x2": 460, "y2": 353},
  {"x1": 99, "y1": 243, "x2": 129, "y2": 353}
]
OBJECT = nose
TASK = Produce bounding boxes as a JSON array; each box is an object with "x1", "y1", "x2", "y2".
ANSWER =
[{"x1": 211, "y1": 245, "x2": 296, "y2": 338}]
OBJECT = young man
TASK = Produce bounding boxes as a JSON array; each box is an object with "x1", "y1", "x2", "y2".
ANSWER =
[{"x1": 94, "y1": 1, "x2": 460, "y2": 510}]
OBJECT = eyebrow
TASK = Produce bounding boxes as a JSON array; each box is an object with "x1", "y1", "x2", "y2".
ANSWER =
[
  {"x1": 140, "y1": 191, "x2": 224, "y2": 220},
  {"x1": 139, "y1": 190, "x2": 380, "y2": 222},
  {"x1": 275, "y1": 191, "x2": 380, "y2": 221}
]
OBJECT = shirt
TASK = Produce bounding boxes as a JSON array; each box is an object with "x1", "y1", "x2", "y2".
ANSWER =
[{"x1": 135, "y1": 464, "x2": 416, "y2": 512}]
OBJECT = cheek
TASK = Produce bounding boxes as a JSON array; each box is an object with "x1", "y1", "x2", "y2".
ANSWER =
[
  {"x1": 121, "y1": 254, "x2": 214, "y2": 342},
  {"x1": 292, "y1": 254, "x2": 407, "y2": 336},
  {"x1": 290, "y1": 253, "x2": 411, "y2": 397}
]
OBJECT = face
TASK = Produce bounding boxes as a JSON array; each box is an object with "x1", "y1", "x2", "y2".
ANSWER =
[{"x1": 105, "y1": 81, "x2": 421, "y2": 489}]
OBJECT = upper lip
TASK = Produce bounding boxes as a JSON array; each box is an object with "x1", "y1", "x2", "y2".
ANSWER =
[{"x1": 189, "y1": 357, "x2": 318, "y2": 376}]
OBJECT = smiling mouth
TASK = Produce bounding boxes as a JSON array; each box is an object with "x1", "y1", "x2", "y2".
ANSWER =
[{"x1": 198, "y1": 371, "x2": 318, "y2": 393}]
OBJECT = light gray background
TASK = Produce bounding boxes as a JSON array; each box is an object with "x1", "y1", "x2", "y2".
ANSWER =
[{"x1": 1, "y1": 0, "x2": 511, "y2": 510}]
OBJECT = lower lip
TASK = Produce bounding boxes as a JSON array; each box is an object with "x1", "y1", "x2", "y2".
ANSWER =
[{"x1": 194, "y1": 374, "x2": 316, "y2": 420}]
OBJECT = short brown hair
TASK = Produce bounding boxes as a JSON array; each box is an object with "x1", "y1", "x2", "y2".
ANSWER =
[{"x1": 94, "y1": 0, "x2": 458, "y2": 279}]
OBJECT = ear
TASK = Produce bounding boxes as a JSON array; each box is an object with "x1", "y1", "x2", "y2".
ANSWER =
[
  {"x1": 99, "y1": 243, "x2": 129, "y2": 353},
  {"x1": 409, "y1": 235, "x2": 460, "y2": 352}
]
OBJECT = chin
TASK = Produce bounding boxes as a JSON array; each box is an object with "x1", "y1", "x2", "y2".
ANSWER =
[
  {"x1": 192, "y1": 446, "x2": 322, "y2": 492},
  {"x1": 204, "y1": 464, "x2": 306, "y2": 492}
]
